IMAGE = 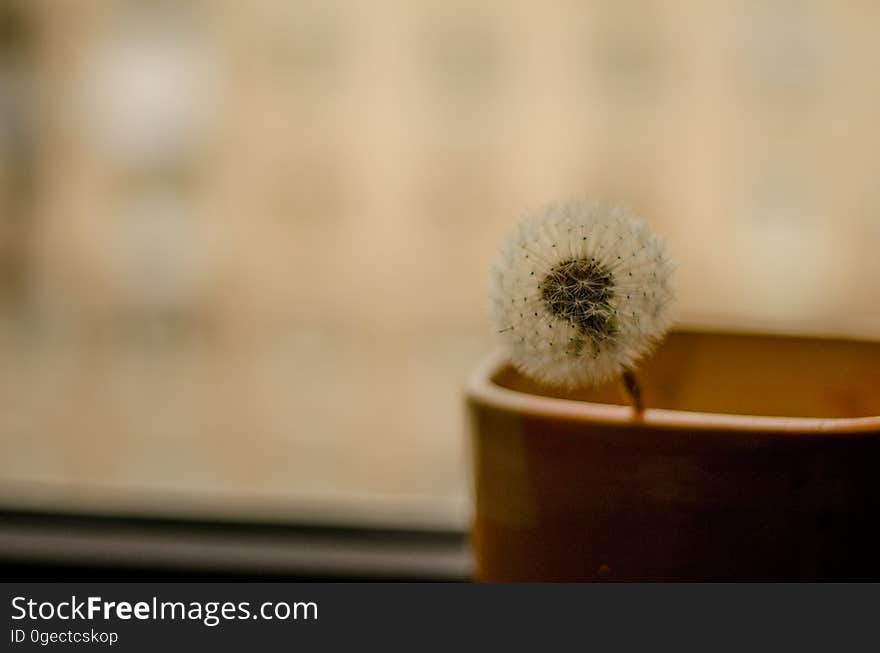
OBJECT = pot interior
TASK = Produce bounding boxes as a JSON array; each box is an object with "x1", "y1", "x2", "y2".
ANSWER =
[{"x1": 493, "y1": 331, "x2": 880, "y2": 419}]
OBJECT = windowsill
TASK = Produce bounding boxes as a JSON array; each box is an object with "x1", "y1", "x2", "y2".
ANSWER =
[{"x1": 0, "y1": 509, "x2": 472, "y2": 581}]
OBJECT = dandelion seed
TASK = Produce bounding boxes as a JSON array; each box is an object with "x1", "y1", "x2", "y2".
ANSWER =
[{"x1": 489, "y1": 199, "x2": 675, "y2": 394}]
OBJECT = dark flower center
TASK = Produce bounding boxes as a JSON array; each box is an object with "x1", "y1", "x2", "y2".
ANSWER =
[{"x1": 540, "y1": 258, "x2": 617, "y2": 351}]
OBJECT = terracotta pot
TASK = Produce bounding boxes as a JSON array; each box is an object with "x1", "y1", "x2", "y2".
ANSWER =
[{"x1": 466, "y1": 330, "x2": 880, "y2": 581}]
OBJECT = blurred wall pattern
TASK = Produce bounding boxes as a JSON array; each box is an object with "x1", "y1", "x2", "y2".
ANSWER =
[{"x1": 1, "y1": 0, "x2": 879, "y2": 528}]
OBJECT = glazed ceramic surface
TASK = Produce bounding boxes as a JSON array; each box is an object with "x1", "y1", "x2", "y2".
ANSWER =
[{"x1": 466, "y1": 331, "x2": 880, "y2": 581}]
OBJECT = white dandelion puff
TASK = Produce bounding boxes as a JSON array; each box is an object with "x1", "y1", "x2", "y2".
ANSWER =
[{"x1": 489, "y1": 200, "x2": 675, "y2": 395}]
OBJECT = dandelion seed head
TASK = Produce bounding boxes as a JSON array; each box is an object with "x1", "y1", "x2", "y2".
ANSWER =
[{"x1": 489, "y1": 199, "x2": 675, "y2": 387}]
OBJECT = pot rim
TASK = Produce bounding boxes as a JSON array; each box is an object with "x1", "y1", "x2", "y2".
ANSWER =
[{"x1": 466, "y1": 347, "x2": 880, "y2": 437}]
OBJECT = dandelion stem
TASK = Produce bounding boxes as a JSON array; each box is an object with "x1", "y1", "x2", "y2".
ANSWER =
[{"x1": 621, "y1": 366, "x2": 644, "y2": 414}]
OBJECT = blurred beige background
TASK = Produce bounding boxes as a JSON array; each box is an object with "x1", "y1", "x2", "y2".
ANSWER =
[{"x1": 1, "y1": 0, "x2": 879, "y2": 529}]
